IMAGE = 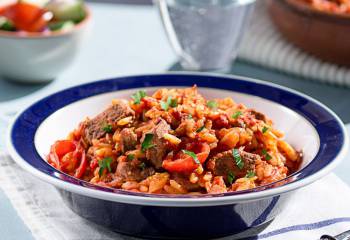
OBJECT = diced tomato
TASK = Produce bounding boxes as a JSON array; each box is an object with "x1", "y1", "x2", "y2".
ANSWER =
[{"x1": 162, "y1": 142, "x2": 210, "y2": 173}]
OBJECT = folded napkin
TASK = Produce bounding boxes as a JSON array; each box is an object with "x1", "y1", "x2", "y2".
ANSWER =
[
  {"x1": 238, "y1": 1, "x2": 350, "y2": 87},
  {"x1": 1, "y1": 151, "x2": 350, "y2": 240}
]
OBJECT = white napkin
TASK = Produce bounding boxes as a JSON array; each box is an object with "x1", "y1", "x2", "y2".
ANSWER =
[
  {"x1": 238, "y1": 1, "x2": 350, "y2": 87},
  {"x1": 1, "y1": 152, "x2": 350, "y2": 240}
]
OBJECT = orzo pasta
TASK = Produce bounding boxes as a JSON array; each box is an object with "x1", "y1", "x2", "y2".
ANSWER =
[{"x1": 48, "y1": 86, "x2": 302, "y2": 194}]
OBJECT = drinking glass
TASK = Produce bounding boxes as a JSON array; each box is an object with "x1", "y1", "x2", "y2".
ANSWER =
[{"x1": 155, "y1": 0, "x2": 256, "y2": 71}]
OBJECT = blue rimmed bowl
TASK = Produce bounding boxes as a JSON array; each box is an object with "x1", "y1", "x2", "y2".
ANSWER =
[{"x1": 7, "y1": 73, "x2": 348, "y2": 239}]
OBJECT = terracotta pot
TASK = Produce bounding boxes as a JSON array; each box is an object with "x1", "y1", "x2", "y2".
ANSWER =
[{"x1": 267, "y1": 0, "x2": 350, "y2": 66}]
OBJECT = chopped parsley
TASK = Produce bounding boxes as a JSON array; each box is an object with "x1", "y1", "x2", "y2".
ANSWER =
[
  {"x1": 262, "y1": 126, "x2": 269, "y2": 134},
  {"x1": 127, "y1": 154, "x2": 135, "y2": 161},
  {"x1": 245, "y1": 170, "x2": 256, "y2": 178},
  {"x1": 188, "y1": 114, "x2": 193, "y2": 119},
  {"x1": 141, "y1": 134, "x2": 155, "y2": 152},
  {"x1": 227, "y1": 172, "x2": 235, "y2": 185},
  {"x1": 139, "y1": 162, "x2": 146, "y2": 170},
  {"x1": 207, "y1": 100, "x2": 218, "y2": 109},
  {"x1": 169, "y1": 98, "x2": 178, "y2": 108},
  {"x1": 161, "y1": 96, "x2": 178, "y2": 111},
  {"x1": 232, "y1": 149, "x2": 244, "y2": 170},
  {"x1": 182, "y1": 150, "x2": 200, "y2": 165},
  {"x1": 262, "y1": 149, "x2": 272, "y2": 161},
  {"x1": 196, "y1": 126, "x2": 205, "y2": 133},
  {"x1": 98, "y1": 157, "x2": 113, "y2": 177},
  {"x1": 102, "y1": 124, "x2": 113, "y2": 133},
  {"x1": 131, "y1": 90, "x2": 146, "y2": 104},
  {"x1": 232, "y1": 111, "x2": 242, "y2": 119}
]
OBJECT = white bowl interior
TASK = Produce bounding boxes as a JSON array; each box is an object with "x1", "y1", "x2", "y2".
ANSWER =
[{"x1": 35, "y1": 87, "x2": 320, "y2": 170}]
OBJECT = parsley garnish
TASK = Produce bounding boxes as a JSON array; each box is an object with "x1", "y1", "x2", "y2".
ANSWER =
[
  {"x1": 245, "y1": 170, "x2": 256, "y2": 178},
  {"x1": 98, "y1": 157, "x2": 113, "y2": 177},
  {"x1": 161, "y1": 96, "x2": 178, "y2": 111},
  {"x1": 139, "y1": 162, "x2": 146, "y2": 170},
  {"x1": 262, "y1": 149, "x2": 272, "y2": 161},
  {"x1": 207, "y1": 100, "x2": 218, "y2": 109},
  {"x1": 232, "y1": 111, "x2": 242, "y2": 119},
  {"x1": 170, "y1": 98, "x2": 178, "y2": 108},
  {"x1": 102, "y1": 124, "x2": 113, "y2": 133},
  {"x1": 196, "y1": 126, "x2": 205, "y2": 133},
  {"x1": 127, "y1": 154, "x2": 135, "y2": 161},
  {"x1": 131, "y1": 90, "x2": 146, "y2": 104},
  {"x1": 227, "y1": 172, "x2": 235, "y2": 185},
  {"x1": 182, "y1": 150, "x2": 200, "y2": 165},
  {"x1": 262, "y1": 126, "x2": 269, "y2": 134},
  {"x1": 232, "y1": 149, "x2": 244, "y2": 170},
  {"x1": 141, "y1": 134, "x2": 155, "y2": 152},
  {"x1": 188, "y1": 114, "x2": 193, "y2": 119}
]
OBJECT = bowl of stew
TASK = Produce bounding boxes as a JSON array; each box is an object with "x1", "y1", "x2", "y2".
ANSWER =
[
  {"x1": 268, "y1": 0, "x2": 350, "y2": 66},
  {"x1": 7, "y1": 73, "x2": 348, "y2": 239},
  {"x1": 0, "y1": 0, "x2": 90, "y2": 83}
]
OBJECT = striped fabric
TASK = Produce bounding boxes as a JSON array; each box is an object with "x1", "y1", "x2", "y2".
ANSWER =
[
  {"x1": 1, "y1": 150, "x2": 350, "y2": 240},
  {"x1": 238, "y1": 1, "x2": 350, "y2": 87}
]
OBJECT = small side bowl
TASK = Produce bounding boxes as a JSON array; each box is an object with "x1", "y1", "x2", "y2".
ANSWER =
[
  {"x1": 7, "y1": 73, "x2": 348, "y2": 239},
  {"x1": 268, "y1": 0, "x2": 350, "y2": 66},
  {"x1": 0, "y1": 6, "x2": 91, "y2": 83}
]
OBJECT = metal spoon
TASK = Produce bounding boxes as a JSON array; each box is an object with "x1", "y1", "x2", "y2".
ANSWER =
[{"x1": 320, "y1": 230, "x2": 350, "y2": 240}]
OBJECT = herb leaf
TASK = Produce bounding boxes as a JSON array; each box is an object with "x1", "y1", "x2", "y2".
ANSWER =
[
  {"x1": 169, "y1": 98, "x2": 178, "y2": 108},
  {"x1": 207, "y1": 100, "x2": 218, "y2": 109},
  {"x1": 131, "y1": 90, "x2": 146, "y2": 104},
  {"x1": 182, "y1": 150, "x2": 200, "y2": 165},
  {"x1": 262, "y1": 149, "x2": 272, "y2": 161},
  {"x1": 98, "y1": 157, "x2": 113, "y2": 177},
  {"x1": 232, "y1": 111, "x2": 242, "y2": 119},
  {"x1": 232, "y1": 149, "x2": 244, "y2": 170},
  {"x1": 127, "y1": 154, "x2": 135, "y2": 161},
  {"x1": 141, "y1": 134, "x2": 155, "y2": 152},
  {"x1": 262, "y1": 126, "x2": 269, "y2": 134},
  {"x1": 139, "y1": 162, "x2": 146, "y2": 170},
  {"x1": 196, "y1": 126, "x2": 205, "y2": 133},
  {"x1": 245, "y1": 170, "x2": 255, "y2": 178},
  {"x1": 227, "y1": 172, "x2": 235, "y2": 185},
  {"x1": 160, "y1": 97, "x2": 171, "y2": 111},
  {"x1": 161, "y1": 96, "x2": 178, "y2": 111},
  {"x1": 102, "y1": 124, "x2": 113, "y2": 133}
]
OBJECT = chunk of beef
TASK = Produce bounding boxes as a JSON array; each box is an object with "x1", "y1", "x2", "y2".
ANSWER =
[
  {"x1": 249, "y1": 110, "x2": 267, "y2": 123},
  {"x1": 207, "y1": 149, "x2": 258, "y2": 183},
  {"x1": 120, "y1": 128, "x2": 137, "y2": 153},
  {"x1": 116, "y1": 161, "x2": 155, "y2": 182},
  {"x1": 141, "y1": 119, "x2": 170, "y2": 169},
  {"x1": 82, "y1": 102, "x2": 134, "y2": 145}
]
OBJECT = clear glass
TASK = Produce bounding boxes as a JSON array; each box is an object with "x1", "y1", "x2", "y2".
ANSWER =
[{"x1": 155, "y1": 0, "x2": 256, "y2": 71}]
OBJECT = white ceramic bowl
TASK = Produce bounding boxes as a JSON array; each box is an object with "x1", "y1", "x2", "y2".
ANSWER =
[
  {"x1": 7, "y1": 73, "x2": 349, "y2": 239},
  {"x1": 0, "y1": 7, "x2": 90, "y2": 83}
]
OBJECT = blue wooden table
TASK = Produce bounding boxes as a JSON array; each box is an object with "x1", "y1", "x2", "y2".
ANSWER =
[{"x1": 1, "y1": 2, "x2": 350, "y2": 240}]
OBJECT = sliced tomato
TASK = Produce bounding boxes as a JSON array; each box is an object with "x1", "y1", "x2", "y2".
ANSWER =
[
  {"x1": 162, "y1": 142, "x2": 210, "y2": 173},
  {"x1": 1, "y1": 2, "x2": 49, "y2": 32},
  {"x1": 48, "y1": 140, "x2": 87, "y2": 179},
  {"x1": 74, "y1": 150, "x2": 87, "y2": 179},
  {"x1": 52, "y1": 140, "x2": 76, "y2": 158},
  {"x1": 48, "y1": 140, "x2": 76, "y2": 170}
]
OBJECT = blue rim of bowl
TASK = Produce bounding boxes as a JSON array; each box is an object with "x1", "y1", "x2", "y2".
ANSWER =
[{"x1": 7, "y1": 72, "x2": 348, "y2": 206}]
